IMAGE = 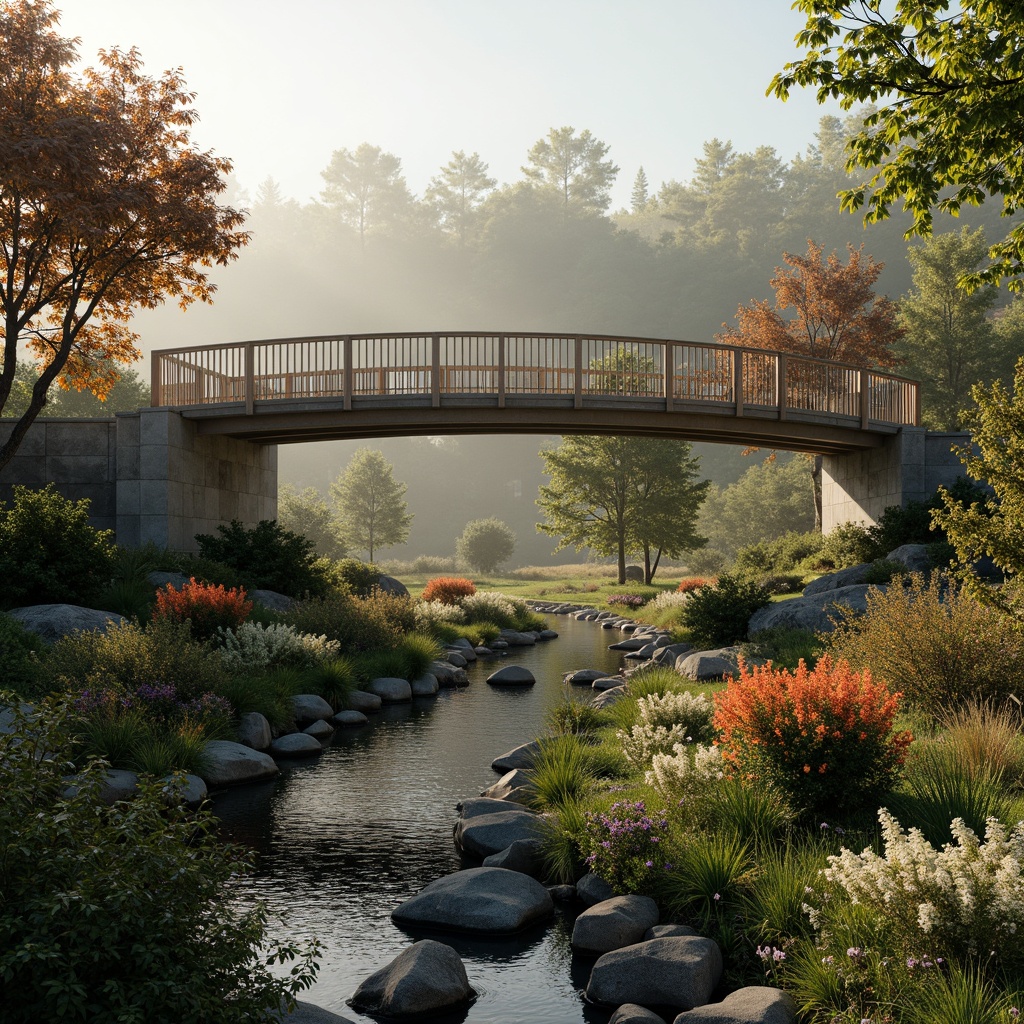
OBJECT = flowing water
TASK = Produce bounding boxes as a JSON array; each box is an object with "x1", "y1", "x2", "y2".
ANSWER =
[{"x1": 213, "y1": 613, "x2": 629, "y2": 1023}]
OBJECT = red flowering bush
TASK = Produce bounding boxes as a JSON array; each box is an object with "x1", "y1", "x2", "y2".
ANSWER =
[
  {"x1": 421, "y1": 576, "x2": 476, "y2": 605},
  {"x1": 677, "y1": 577, "x2": 716, "y2": 594},
  {"x1": 153, "y1": 578, "x2": 253, "y2": 642},
  {"x1": 713, "y1": 655, "x2": 912, "y2": 816}
]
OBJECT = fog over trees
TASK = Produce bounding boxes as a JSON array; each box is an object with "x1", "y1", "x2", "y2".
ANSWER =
[{"x1": 120, "y1": 117, "x2": 1024, "y2": 565}]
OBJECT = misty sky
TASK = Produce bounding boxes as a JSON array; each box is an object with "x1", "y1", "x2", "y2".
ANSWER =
[{"x1": 56, "y1": 0, "x2": 839, "y2": 210}]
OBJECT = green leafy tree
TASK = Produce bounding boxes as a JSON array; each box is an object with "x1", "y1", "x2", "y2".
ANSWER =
[
  {"x1": 456, "y1": 517, "x2": 517, "y2": 574},
  {"x1": 932, "y1": 358, "x2": 1024, "y2": 622},
  {"x1": 320, "y1": 142, "x2": 414, "y2": 251},
  {"x1": 771, "y1": 1, "x2": 1024, "y2": 289},
  {"x1": 0, "y1": 1, "x2": 247, "y2": 471},
  {"x1": 0, "y1": 697, "x2": 320, "y2": 1023},
  {"x1": 522, "y1": 126, "x2": 619, "y2": 216},
  {"x1": 898, "y1": 227, "x2": 1000, "y2": 430},
  {"x1": 425, "y1": 150, "x2": 496, "y2": 247},
  {"x1": 330, "y1": 448, "x2": 412, "y2": 561},
  {"x1": 537, "y1": 436, "x2": 708, "y2": 585},
  {"x1": 630, "y1": 166, "x2": 650, "y2": 213},
  {"x1": 277, "y1": 484, "x2": 347, "y2": 560}
]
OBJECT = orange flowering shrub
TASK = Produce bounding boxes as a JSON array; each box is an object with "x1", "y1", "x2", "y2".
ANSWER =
[
  {"x1": 421, "y1": 576, "x2": 476, "y2": 605},
  {"x1": 153, "y1": 578, "x2": 253, "y2": 642},
  {"x1": 713, "y1": 655, "x2": 912, "y2": 816},
  {"x1": 677, "y1": 577, "x2": 716, "y2": 594}
]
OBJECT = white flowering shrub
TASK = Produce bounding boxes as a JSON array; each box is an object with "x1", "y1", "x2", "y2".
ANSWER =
[
  {"x1": 646, "y1": 742, "x2": 725, "y2": 796},
  {"x1": 414, "y1": 600, "x2": 467, "y2": 631},
  {"x1": 218, "y1": 622, "x2": 340, "y2": 671},
  {"x1": 811, "y1": 808, "x2": 1024, "y2": 968},
  {"x1": 646, "y1": 590, "x2": 690, "y2": 613},
  {"x1": 460, "y1": 591, "x2": 520, "y2": 623},
  {"x1": 617, "y1": 691, "x2": 715, "y2": 769}
]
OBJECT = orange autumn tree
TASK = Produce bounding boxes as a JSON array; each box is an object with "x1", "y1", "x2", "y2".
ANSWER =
[
  {"x1": 716, "y1": 241, "x2": 904, "y2": 526},
  {"x1": 0, "y1": 2, "x2": 248, "y2": 470}
]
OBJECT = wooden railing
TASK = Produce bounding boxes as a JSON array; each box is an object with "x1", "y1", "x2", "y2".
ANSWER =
[{"x1": 151, "y1": 332, "x2": 920, "y2": 428}]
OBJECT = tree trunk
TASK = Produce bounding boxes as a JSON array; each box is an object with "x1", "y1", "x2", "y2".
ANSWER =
[
  {"x1": 811, "y1": 454, "x2": 823, "y2": 532},
  {"x1": 617, "y1": 538, "x2": 626, "y2": 585},
  {"x1": 643, "y1": 543, "x2": 652, "y2": 585}
]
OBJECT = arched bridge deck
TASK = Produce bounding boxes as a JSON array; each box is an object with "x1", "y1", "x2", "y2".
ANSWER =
[{"x1": 151, "y1": 332, "x2": 920, "y2": 454}]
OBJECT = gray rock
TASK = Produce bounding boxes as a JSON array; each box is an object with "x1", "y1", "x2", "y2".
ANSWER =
[
  {"x1": 593, "y1": 686, "x2": 628, "y2": 708},
  {"x1": 349, "y1": 939, "x2": 473, "y2": 1018},
  {"x1": 747, "y1": 584, "x2": 879, "y2": 635},
  {"x1": 625, "y1": 642, "x2": 659, "y2": 660},
  {"x1": 303, "y1": 719, "x2": 335, "y2": 742},
  {"x1": 652, "y1": 642, "x2": 694, "y2": 666},
  {"x1": 455, "y1": 806, "x2": 543, "y2": 858},
  {"x1": 392, "y1": 866, "x2": 554, "y2": 934},
  {"x1": 586, "y1": 936, "x2": 723, "y2": 1011},
  {"x1": 491, "y1": 739, "x2": 543, "y2": 772},
  {"x1": 677, "y1": 647, "x2": 743, "y2": 681},
  {"x1": 250, "y1": 588, "x2": 296, "y2": 612},
  {"x1": 611, "y1": 1006, "x2": 669, "y2": 1024},
  {"x1": 451, "y1": 637, "x2": 474, "y2": 650},
  {"x1": 886, "y1": 543, "x2": 933, "y2": 573},
  {"x1": 458, "y1": 797, "x2": 518, "y2": 819},
  {"x1": 801, "y1": 563, "x2": 871, "y2": 596},
  {"x1": 292, "y1": 694, "x2": 335, "y2": 726},
  {"x1": 366, "y1": 677, "x2": 413, "y2": 703},
  {"x1": 498, "y1": 629, "x2": 536, "y2": 646},
  {"x1": 430, "y1": 661, "x2": 469, "y2": 687},
  {"x1": 7, "y1": 604, "x2": 126, "y2": 643},
  {"x1": 161, "y1": 773, "x2": 208, "y2": 809},
  {"x1": 333, "y1": 709, "x2": 369, "y2": 727},
  {"x1": 375, "y1": 574, "x2": 410, "y2": 597},
  {"x1": 411, "y1": 673, "x2": 439, "y2": 696},
  {"x1": 486, "y1": 665, "x2": 536, "y2": 686},
  {"x1": 346, "y1": 690, "x2": 382, "y2": 713},
  {"x1": 549, "y1": 884, "x2": 577, "y2": 902},
  {"x1": 63, "y1": 768, "x2": 139, "y2": 805},
  {"x1": 576, "y1": 872, "x2": 616, "y2": 906},
  {"x1": 474, "y1": 646, "x2": 493, "y2": 656},
  {"x1": 272, "y1": 998, "x2": 357, "y2": 1023},
  {"x1": 236, "y1": 711, "x2": 272, "y2": 751},
  {"x1": 270, "y1": 733, "x2": 324, "y2": 758},
  {"x1": 446, "y1": 651, "x2": 468, "y2": 668},
  {"x1": 593, "y1": 676, "x2": 625, "y2": 690},
  {"x1": 645, "y1": 923, "x2": 699, "y2": 940},
  {"x1": 625, "y1": 565, "x2": 645, "y2": 582},
  {"x1": 565, "y1": 668, "x2": 608, "y2": 686},
  {"x1": 672, "y1": 986, "x2": 797, "y2": 1024},
  {"x1": 609, "y1": 637, "x2": 649, "y2": 651},
  {"x1": 539, "y1": 628, "x2": 558, "y2": 639},
  {"x1": 202, "y1": 740, "x2": 279, "y2": 788},
  {"x1": 482, "y1": 838, "x2": 545, "y2": 877},
  {"x1": 572, "y1": 894, "x2": 660, "y2": 953}
]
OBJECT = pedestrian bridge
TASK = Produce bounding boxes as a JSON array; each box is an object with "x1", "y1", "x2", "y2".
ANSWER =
[{"x1": 151, "y1": 332, "x2": 920, "y2": 455}]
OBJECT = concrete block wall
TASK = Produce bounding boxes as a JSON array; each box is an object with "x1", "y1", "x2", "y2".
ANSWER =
[
  {"x1": 0, "y1": 419, "x2": 118, "y2": 533},
  {"x1": 116, "y1": 408, "x2": 277, "y2": 551},
  {"x1": 821, "y1": 428, "x2": 971, "y2": 531}
]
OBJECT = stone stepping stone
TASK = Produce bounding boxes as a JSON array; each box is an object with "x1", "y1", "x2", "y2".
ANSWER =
[
  {"x1": 586, "y1": 936, "x2": 723, "y2": 1010},
  {"x1": 455, "y1": 806, "x2": 543, "y2": 858},
  {"x1": 365, "y1": 677, "x2": 413, "y2": 703},
  {"x1": 611, "y1": 1006, "x2": 668, "y2": 1024},
  {"x1": 609, "y1": 637, "x2": 649, "y2": 651},
  {"x1": 62, "y1": 768, "x2": 139, "y2": 805},
  {"x1": 676, "y1": 647, "x2": 744, "y2": 681},
  {"x1": 303, "y1": 719, "x2": 334, "y2": 741},
  {"x1": 482, "y1": 838, "x2": 545, "y2": 877},
  {"x1": 491, "y1": 739, "x2": 543, "y2": 772},
  {"x1": 276, "y1": 999, "x2": 357, "y2": 1023},
  {"x1": 487, "y1": 665, "x2": 536, "y2": 686},
  {"x1": 593, "y1": 676, "x2": 624, "y2": 690},
  {"x1": 349, "y1": 939, "x2": 474, "y2": 1018},
  {"x1": 202, "y1": 740, "x2": 279, "y2": 788},
  {"x1": 480, "y1": 768, "x2": 534, "y2": 802},
  {"x1": 572, "y1": 894, "x2": 660, "y2": 953},
  {"x1": 333, "y1": 709, "x2": 368, "y2": 727},
  {"x1": 576, "y1": 872, "x2": 615, "y2": 906},
  {"x1": 670, "y1": 985, "x2": 797, "y2": 1023},
  {"x1": 270, "y1": 733, "x2": 324, "y2": 758},
  {"x1": 346, "y1": 690, "x2": 381, "y2": 713},
  {"x1": 236, "y1": 711, "x2": 271, "y2": 750},
  {"x1": 645, "y1": 923, "x2": 699, "y2": 940},
  {"x1": 392, "y1": 866, "x2": 553, "y2": 934},
  {"x1": 411, "y1": 673, "x2": 439, "y2": 696},
  {"x1": 564, "y1": 668, "x2": 607, "y2": 686}
]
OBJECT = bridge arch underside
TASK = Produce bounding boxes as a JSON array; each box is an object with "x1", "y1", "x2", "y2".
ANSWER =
[{"x1": 181, "y1": 397, "x2": 892, "y2": 455}]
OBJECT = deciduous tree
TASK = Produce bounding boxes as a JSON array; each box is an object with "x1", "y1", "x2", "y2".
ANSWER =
[
  {"x1": 522, "y1": 127, "x2": 619, "y2": 217},
  {"x1": 456, "y1": 517, "x2": 516, "y2": 574},
  {"x1": 537, "y1": 436, "x2": 708, "y2": 584},
  {"x1": 771, "y1": 1, "x2": 1024, "y2": 289},
  {"x1": 330, "y1": 448, "x2": 412, "y2": 561},
  {"x1": 898, "y1": 228, "x2": 1000, "y2": 430},
  {"x1": 277, "y1": 484, "x2": 347, "y2": 560},
  {"x1": 0, "y1": 1, "x2": 247, "y2": 471}
]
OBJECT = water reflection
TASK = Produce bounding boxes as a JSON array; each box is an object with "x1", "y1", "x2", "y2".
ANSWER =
[{"x1": 215, "y1": 614, "x2": 625, "y2": 1022}]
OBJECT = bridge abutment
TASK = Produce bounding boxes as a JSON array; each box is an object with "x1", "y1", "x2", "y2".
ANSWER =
[{"x1": 822, "y1": 428, "x2": 969, "y2": 531}]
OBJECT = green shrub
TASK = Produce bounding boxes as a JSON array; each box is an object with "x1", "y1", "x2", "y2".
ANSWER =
[
  {"x1": 816, "y1": 521, "x2": 876, "y2": 569},
  {"x1": 0, "y1": 613, "x2": 44, "y2": 697},
  {"x1": 195, "y1": 518, "x2": 333, "y2": 598},
  {"x1": 456, "y1": 517, "x2": 516, "y2": 573},
  {"x1": 734, "y1": 530, "x2": 823, "y2": 579},
  {"x1": 161, "y1": 551, "x2": 247, "y2": 589},
  {"x1": 678, "y1": 573, "x2": 770, "y2": 649},
  {"x1": 527, "y1": 735, "x2": 598, "y2": 810},
  {"x1": 286, "y1": 591, "x2": 414, "y2": 654},
  {"x1": 657, "y1": 832, "x2": 751, "y2": 928},
  {"x1": 301, "y1": 657, "x2": 359, "y2": 709},
  {"x1": 826, "y1": 573, "x2": 1024, "y2": 716},
  {"x1": 546, "y1": 697, "x2": 608, "y2": 736},
  {"x1": 742, "y1": 626, "x2": 822, "y2": 671},
  {"x1": 0, "y1": 696, "x2": 319, "y2": 1023},
  {"x1": 213, "y1": 670, "x2": 296, "y2": 730},
  {"x1": 45, "y1": 619, "x2": 225, "y2": 702},
  {"x1": 334, "y1": 558, "x2": 382, "y2": 597},
  {"x1": 0, "y1": 484, "x2": 114, "y2": 608},
  {"x1": 684, "y1": 546, "x2": 728, "y2": 576}
]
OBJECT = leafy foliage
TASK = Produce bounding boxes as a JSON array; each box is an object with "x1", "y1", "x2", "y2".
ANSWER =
[
  {"x1": 678, "y1": 573, "x2": 770, "y2": 649},
  {"x1": 0, "y1": 612, "x2": 43, "y2": 696},
  {"x1": 713, "y1": 655, "x2": 912, "y2": 816},
  {"x1": 286, "y1": 591, "x2": 414, "y2": 655},
  {"x1": 0, "y1": 484, "x2": 114, "y2": 608},
  {"x1": 456, "y1": 517, "x2": 517, "y2": 573},
  {"x1": 153, "y1": 579, "x2": 252, "y2": 643},
  {"x1": 277, "y1": 485, "x2": 347, "y2": 560},
  {"x1": 330, "y1": 448, "x2": 412, "y2": 561},
  {"x1": 194, "y1": 519, "x2": 332, "y2": 598},
  {"x1": 0, "y1": 696, "x2": 319, "y2": 1023},
  {"x1": 421, "y1": 576, "x2": 476, "y2": 605},
  {"x1": 334, "y1": 558, "x2": 383, "y2": 597}
]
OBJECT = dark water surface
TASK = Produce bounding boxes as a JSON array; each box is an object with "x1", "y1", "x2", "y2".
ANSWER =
[{"x1": 214, "y1": 614, "x2": 627, "y2": 1023}]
